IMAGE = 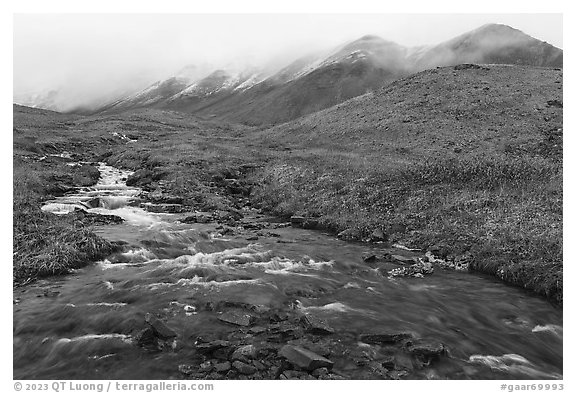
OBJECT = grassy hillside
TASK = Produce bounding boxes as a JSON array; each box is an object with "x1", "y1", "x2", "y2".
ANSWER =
[{"x1": 248, "y1": 65, "x2": 563, "y2": 303}]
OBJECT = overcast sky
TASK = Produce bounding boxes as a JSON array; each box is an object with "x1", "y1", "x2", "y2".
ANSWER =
[{"x1": 13, "y1": 13, "x2": 563, "y2": 109}]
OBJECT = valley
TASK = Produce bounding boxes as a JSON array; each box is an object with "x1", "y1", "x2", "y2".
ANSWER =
[{"x1": 13, "y1": 61, "x2": 563, "y2": 379}]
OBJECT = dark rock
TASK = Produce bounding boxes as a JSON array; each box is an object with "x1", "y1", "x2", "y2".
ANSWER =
[
  {"x1": 252, "y1": 360, "x2": 266, "y2": 371},
  {"x1": 194, "y1": 340, "x2": 230, "y2": 355},
  {"x1": 231, "y1": 345, "x2": 259, "y2": 360},
  {"x1": 311, "y1": 367, "x2": 330, "y2": 378},
  {"x1": 218, "y1": 310, "x2": 256, "y2": 327},
  {"x1": 141, "y1": 203, "x2": 188, "y2": 214},
  {"x1": 232, "y1": 360, "x2": 257, "y2": 375},
  {"x1": 370, "y1": 228, "x2": 387, "y2": 242},
  {"x1": 126, "y1": 169, "x2": 154, "y2": 187},
  {"x1": 85, "y1": 197, "x2": 103, "y2": 208},
  {"x1": 388, "y1": 261, "x2": 434, "y2": 278},
  {"x1": 428, "y1": 244, "x2": 449, "y2": 259},
  {"x1": 337, "y1": 228, "x2": 361, "y2": 241},
  {"x1": 144, "y1": 313, "x2": 177, "y2": 339},
  {"x1": 290, "y1": 215, "x2": 306, "y2": 227},
  {"x1": 278, "y1": 345, "x2": 334, "y2": 371},
  {"x1": 71, "y1": 209, "x2": 124, "y2": 225},
  {"x1": 300, "y1": 313, "x2": 334, "y2": 335},
  {"x1": 249, "y1": 326, "x2": 267, "y2": 335},
  {"x1": 135, "y1": 327, "x2": 157, "y2": 347},
  {"x1": 178, "y1": 364, "x2": 195, "y2": 375},
  {"x1": 246, "y1": 236, "x2": 259, "y2": 241},
  {"x1": 381, "y1": 355, "x2": 396, "y2": 370},
  {"x1": 390, "y1": 254, "x2": 416, "y2": 264},
  {"x1": 359, "y1": 332, "x2": 414, "y2": 345},
  {"x1": 407, "y1": 339, "x2": 446, "y2": 360},
  {"x1": 149, "y1": 192, "x2": 183, "y2": 205},
  {"x1": 283, "y1": 370, "x2": 310, "y2": 379},
  {"x1": 199, "y1": 361, "x2": 214, "y2": 373},
  {"x1": 46, "y1": 183, "x2": 76, "y2": 197},
  {"x1": 214, "y1": 362, "x2": 231, "y2": 373},
  {"x1": 362, "y1": 253, "x2": 378, "y2": 263}
]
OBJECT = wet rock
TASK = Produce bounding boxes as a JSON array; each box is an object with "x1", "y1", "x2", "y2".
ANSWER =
[
  {"x1": 141, "y1": 203, "x2": 188, "y2": 214},
  {"x1": 199, "y1": 361, "x2": 214, "y2": 373},
  {"x1": 283, "y1": 370, "x2": 310, "y2": 379},
  {"x1": 232, "y1": 360, "x2": 257, "y2": 375},
  {"x1": 381, "y1": 355, "x2": 396, "y2": 370},
  {"x1": 231, "y1": 345, "x2": 259, "y2": 361},
  {"x1": 370, "y1": 228, "x2": 387, "y2": 242},
  {"x1": 181, "y1": 213, "x2": 212, "y2": 224},
  {"x1": 217, "y1": 310, "x2": 256, "y2": 327},
  {"x1": 278, "y1": 345, "x2": 334, "y2": 371},
  {"x1": 300, "y1": 313, "x2": 334, "y2": 335},
  {"x1": 337, "y1": 228, "x2": 361, "y2": 241},
  {"x1": 390, "y1": 254, "x2": 416, "y2": 264},
  {"x1": 290, "y1": 215, "x2": 305, "y2": 226},
  {"x1": 406, "y1": 339, "x2": 446, "y2": 360},
  {"x1": 194, "y1": 340, "x2": 230, "y2": 355},
  {"x1": 252, "y1": 360, "x2": 266, "y2": 371},
  {"x1": 145, "y1": 313, "x2": 177, "y2": 339},
  {"x1": 311, "y1": 367, "x2": 330, "y2": 378},
  {"x1": 178, "y1": 364, "x2": 195, "y2": 375},
  {"x1": 249, "y1": 326, "x2": 267, "y2": 335},
  {"x1": 388, "y1": 261, "x2": 433, "y2": 278},
  {"x1": 359, "y1": 332, "x2": 414, "y2": 345},
  {"x1": 547, "y1": 99, "x2": 563, "y2": 108},
  {"x1": 148, "y1": 192, "x2": 183, "y2": 205},
  {"x1": 246, "y1": 236, "x2": 259, "y2": 241},
  {"x1": 46, "y1": 183, "x2": 76, "y2": 197},
  {"x1": 362, "y1": 253, "x2": 378, "y2": 263},
  {"x1": 71, "y1": 209, "x2": 124, "y2": 225},
  {"x1": 126, "y1": 169, "x2": 154, "y2": 187},
  {"x1": 135, "y1": 327, "x2": 157, "y2": 347},
  {"x1": 214, "y1": 361, "x2": 231, "y2": 373}
]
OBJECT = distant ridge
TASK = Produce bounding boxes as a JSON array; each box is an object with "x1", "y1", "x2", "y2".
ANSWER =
[{"x1": 77, "y1": 24, "x2": 563, "y2": 124}]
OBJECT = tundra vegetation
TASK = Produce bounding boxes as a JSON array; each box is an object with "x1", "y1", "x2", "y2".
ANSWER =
[{"x1": 13, "y1": 65, "x2": 563, "y2": 304}]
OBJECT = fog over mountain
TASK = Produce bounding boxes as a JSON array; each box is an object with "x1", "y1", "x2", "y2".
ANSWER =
[{"x1": 14, "y1": 14, "x2": 562, "y2": 112}]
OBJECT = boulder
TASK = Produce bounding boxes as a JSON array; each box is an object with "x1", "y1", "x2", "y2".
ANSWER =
[
  {"x1": 232, "y1": 360, "x2": 257, "y2": 375},
  {"x1": 300, "y1": 313, "x2": 334, "y2": 335},
  {"x1": 278, "y1": 345, "x2": 334, "y2": 371},
  {"x1": 407, "y1": 339, "x2": 446, "y2": 360},
  {"x1": 217, "y1": 310, "x2": 256, "y2": 327},
  {"x1": 214, "y1": 362, "x2": 231, "y2": 373},
  {"x1": 144, "y1": 313, "x2": 177, "y2": 339},
  {"x1": 194, "y1": 340, "x2": 231, "y2": 355},
  {"x1": 231, "y1": 345, "x2": 259, "y2": 360},
  {"x1": 370, "y1": 228, "x2": 388, "y2": 242},
  {"x1": 135, "y1": 327, "x2": 157, "y2": 347},
  {"x1": 126, "y1": 169, "x2": 154, "y2": 187}
]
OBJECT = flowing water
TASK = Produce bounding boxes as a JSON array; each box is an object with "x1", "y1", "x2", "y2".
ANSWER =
[{"x1": 14, "y1": 164, "x2": 563, "y2": 380}]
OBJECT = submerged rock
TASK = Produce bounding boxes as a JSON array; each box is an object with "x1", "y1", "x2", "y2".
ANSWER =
[
  {"x1": 145, "y1": 313, "x2": 177, "y2": 339},
  {"x1": 359, "y1": 332, "x2": 413, "y2": 345},
  {"x1": 278, "y1": 345, "x2": 334, "y2": 371}
]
